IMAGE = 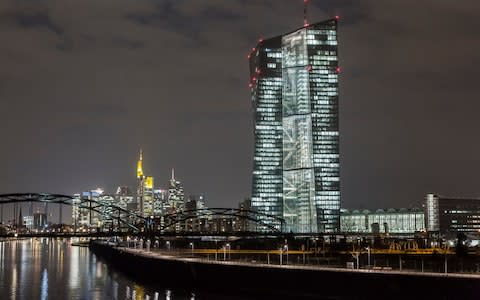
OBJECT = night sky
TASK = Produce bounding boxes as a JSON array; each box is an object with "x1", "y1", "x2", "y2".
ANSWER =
[{"x1": 1, "y1": 0, "x2": 480, "y2": 212}]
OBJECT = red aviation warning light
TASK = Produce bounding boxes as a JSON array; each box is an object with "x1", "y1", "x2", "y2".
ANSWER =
[
  {"x1": 336, "y1": 67, "x2": 341, "y2": 73},
  {"x1": 307, "y1": 64, "x2": 313, "y2": 72},
  {"x1": 335, "y1": 15, "x2": 340, "y2": 21}
]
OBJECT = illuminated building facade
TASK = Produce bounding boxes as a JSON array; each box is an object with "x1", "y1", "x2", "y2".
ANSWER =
[
  {"x1": 72, "y1": 188, "x2": 110, "y2": 229},
  {"x1": 250, "y1": 19, "x2": 340, "y2": 233},
  {"x1": 115, "y1": 186, "x2": 135, "y2": 211},
  {"x1": 33, "y1": 212, "x2": 47, "y2": 229},
  {"x1": 153, "y1": 189, "x2": 168, "y2": 216},
  {"x1": 167, "y1": 169, "x2": 185, "y2": 211},
  {"x1": 136, "y1": 149, "x2": 145, "y2": 216},
  {"x1": 136, "y1": 150, "x2": 155, "y2": 217},
  {"x1": 143, "y1": 176, "x2": 155, "y2": 217},
  {"x1": 425, "y1": 194, "x2": 480, "y2": 234},
  {"x1": 340, "y1": 208, "x2": 425, "y2": 234}
]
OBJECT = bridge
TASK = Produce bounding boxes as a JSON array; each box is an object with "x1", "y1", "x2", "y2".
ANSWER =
[{"x1": 0, "y1": 193, "x2": 285, "y2": 236}]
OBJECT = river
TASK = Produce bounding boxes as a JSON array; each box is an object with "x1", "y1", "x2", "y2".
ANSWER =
[{"x1": 0, "y1": 238, "x2": 251, "y2": 300}]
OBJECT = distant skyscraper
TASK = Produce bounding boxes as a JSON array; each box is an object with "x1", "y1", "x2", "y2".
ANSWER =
[
  {"x1": 249, "y1": 19, "x2": 340, "y2": 233},
  {"x1": 168, "y1": 169, "x2": 185, "y2": 210},
  {"x1": 136, "y1": 150, "x2": 155, "y2": 217},
  {"x1": 33, "y1": 211, "x2": 47, "y2": 230},
  {"x1": 153, "y1": 188, "x2": 168, "y2": 216},
  {"x1": 73, "y1": 188, "x2": 106, "y2": 228},
  {"x1": 136, "y1": 149, "x2": 145, "y2": 215},
  {"x1": 115, "y1": 186, "x2": 135, "y2": 211}
]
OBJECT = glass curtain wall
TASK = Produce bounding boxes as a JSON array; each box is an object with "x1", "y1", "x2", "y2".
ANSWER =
[{"x1": 251, "y1": 19, "x2": 340, "y2": 233}]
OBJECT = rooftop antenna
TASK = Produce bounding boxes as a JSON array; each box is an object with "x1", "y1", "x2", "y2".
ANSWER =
[{"x1": 303, "y1": 0, "x2": 309, "y2": 27}]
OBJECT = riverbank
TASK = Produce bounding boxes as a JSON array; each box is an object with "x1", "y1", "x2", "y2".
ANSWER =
[{"x1": 90, "y1": 241, "x2": 480, "y2": 299}]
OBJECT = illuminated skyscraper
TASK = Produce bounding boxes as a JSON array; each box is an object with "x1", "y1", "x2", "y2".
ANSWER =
[
  {"x1": 249, "y1": 19, "x2": 340, "y2": 233},
  {"x1": 115, "y1": 186, "x2": 135, "y2": 211},
  {"x1": 136, "y1": 149, "x2": 154, "y2": 217},
  {"x1": 136, "y1": 149, "x2": 145, "y2": 215},
  {"x1": 168, "y1": 169, "x2": 185, "y2": 211},
  {"x1": 143, "y1": 176, "x2": 155, "y2": 217}
]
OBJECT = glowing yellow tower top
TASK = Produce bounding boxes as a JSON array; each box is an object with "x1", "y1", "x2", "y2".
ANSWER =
[{"x1": 137, "y1": 149, "x2": 144, "y2": 179}]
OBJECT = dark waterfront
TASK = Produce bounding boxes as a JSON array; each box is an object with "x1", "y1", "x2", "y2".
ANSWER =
[{"x1": 0, "y1": 238, "x2": 254, "y2": 300}]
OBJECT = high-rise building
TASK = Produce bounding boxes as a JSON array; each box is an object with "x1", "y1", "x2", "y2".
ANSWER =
[
  {"x1": 153, "y1": 188, "x2": 168, "y2": 216},
  {"x1": 249, "y1": 19, "x2": 340, "y2": 233},
  {"x1": 143, "y1": 176, "x2": 155, "y2": 217},
  {"x1": 135, "y1": 150, "x2": 155, "y2": 217},
  {"x1": 136, "y1": 149, "x2": 145, "y2": 216},
  {"x1": 115, "y1": 186, "x2": 135, "y2": 211},
  {"x1": 72, "y1": 188, "x2": 105, "y2": 229},
  {"x1": 167, "y1": 169, "x2": 185, "y2": 211},
  {"x1": 33, "y1": 212, "x2": 47, "y2": 230}
]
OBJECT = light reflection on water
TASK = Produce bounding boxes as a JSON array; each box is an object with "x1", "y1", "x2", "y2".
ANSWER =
[{"x1": 0, "y1": 239, "x2": 200, "y2": 300}]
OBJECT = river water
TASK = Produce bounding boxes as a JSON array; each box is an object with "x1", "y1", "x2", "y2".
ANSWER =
[{"x1": 0, "y1": 238, "x2": 250, "y2": 300}]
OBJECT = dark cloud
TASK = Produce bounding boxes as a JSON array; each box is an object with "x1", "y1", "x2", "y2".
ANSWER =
[
  {"x1": 1, "y1": 0, "x2": 480, "y2": 222},
  {"x1": 16, "y1": 12, "x2": 63, "y2": 35},
  {"x1": 111, "y1": 37, "x2": 145, "y2": 49},
  {"x1": 125, "y1": 2, "x2": 204, "y2": 44},
  {"x1": 201, "y1": 6, "x2": 246, "y2": 20}
]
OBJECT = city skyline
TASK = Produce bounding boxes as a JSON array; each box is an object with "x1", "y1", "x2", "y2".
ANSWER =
[{"x1": 1, "y1": 1, "x2": 480, "y2": 210}]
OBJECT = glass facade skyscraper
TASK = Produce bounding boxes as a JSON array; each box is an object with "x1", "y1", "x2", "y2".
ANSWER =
[{"x1": 250, "y1": 19, "x2": 340, "y2": 233}]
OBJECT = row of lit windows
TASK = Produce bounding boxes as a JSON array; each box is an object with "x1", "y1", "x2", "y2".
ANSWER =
[{"x1": 307, "y1": 30, "x2": 336, "y2": 36}]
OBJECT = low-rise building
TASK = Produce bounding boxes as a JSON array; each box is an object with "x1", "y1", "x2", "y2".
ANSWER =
[
  {"x1": 341, "y1": 208, "x2": 425, "y2": 234},
  {"x1": 425, "y1": 193, "x2": 480, "y2": 234}
]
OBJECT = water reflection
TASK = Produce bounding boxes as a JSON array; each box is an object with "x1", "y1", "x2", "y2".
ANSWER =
[
  {"x1": 0, "y1": 239, "x2": 202, "y2": 300},
  {"x1": 40, "y1": 269, "x2": 48, "y2": 300}
]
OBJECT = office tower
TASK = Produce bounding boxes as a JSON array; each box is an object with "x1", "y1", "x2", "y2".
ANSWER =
[
  {"x1": 33, "y1": 211, "x2": 47, "y2": 230},
  {"x1": 143, "y1": 176, "x2": 155, "y2": 217},
  {"x1": 136, "y1": 149, "x2": 145, "y2": 216},
  {"x1": 153, "y1": 189, "x2": 168, "y2": 216},
  {"x1": 73, "y1": 188, "x2": 106, "y2": 228},
  {"x1": 249, "y1": 19, "x2": 340, "y2": 233},
  {"x1": 188, "y1": 194, "x2": 206, "y2": 210},
  {"x1": 135, "y1": 150, "x2": 156, "y2": 217},
  {"x1": 115, "y1": 186, "x2": 135, "y2": 211},
  {"x1": 167, "y1": 169, "x2": 185, "y2": 211}
]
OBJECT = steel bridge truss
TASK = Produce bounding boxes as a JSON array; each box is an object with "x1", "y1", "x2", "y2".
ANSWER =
[
  {"x1": 0, "y1": 193, "x2": 147, "y2": 232},
  {"x1": 0, "y1": 194, "x2": 286, "y2": 235},
  {"x1": 159, "y1": 208, "x2": 285, "y2": 233}
]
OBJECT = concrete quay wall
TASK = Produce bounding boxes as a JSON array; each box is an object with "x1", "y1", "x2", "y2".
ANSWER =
[{"x1": 90, "y1": 241, "x2": 480, "y2": 299}]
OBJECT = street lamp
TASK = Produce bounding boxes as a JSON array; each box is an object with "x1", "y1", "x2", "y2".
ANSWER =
[
  {"x1": 166, "y1": 241, "x2": 171, "y2": 251},
  {"x1": 189, "y1": 242, "x2": 194, "y2": 257},
  {"x1": 279, "y1": 247, "x2": 283, "y2": 265},
  {"x1": 284, "y1": 244, "x2": 289, "y2": 265},
  {"x1": 366, "y1": 246, "x2": 371, "y2": 269},
  {"x1": 226, "y1": 243, "x2": 231, "y2": 260},
  {"x1": 146, "y1": 239, "x2": 151, "y2": 252}
]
